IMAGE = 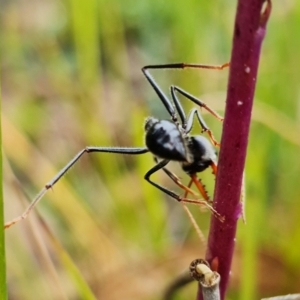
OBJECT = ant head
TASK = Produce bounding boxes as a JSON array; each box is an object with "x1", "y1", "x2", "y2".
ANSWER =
[
  {"x1": 192, "y1": 136, "x2": 217, "y2": 163},
  {"x1": 182, "y1": 135, "x2": 217, "y2": 174}
]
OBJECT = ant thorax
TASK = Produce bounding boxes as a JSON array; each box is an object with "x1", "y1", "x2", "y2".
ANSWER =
[{"x1": 144, "y1": 117, "x2": 189, "y2": 162}]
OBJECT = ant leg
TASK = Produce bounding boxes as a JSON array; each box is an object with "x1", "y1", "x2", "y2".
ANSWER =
[
  {"x1": 151, "y1": 159, "x2": 219, "y2": 221},
  {"x1": 141, "y1": 62, "x2": 229, "y2": 125},
  {"x1": 169, "y1": 86, "x2": 222, "y2": 146},
  {"x1": 182, "y1": 176, "x2": 210, "y2": 202},
  {"x1": 5, "y1": 146, "x2": 148, "y2": 229},
  {"x1": 143, "y1": 62, "x2": 229, "y2": 73},
  {"x1": 171, "y1": 85, "x2": 224, "y2": 122},
  {"x1": 185, "y1": 108, "x2": 220, "y2": 147},
  {"x1": 190, "y1": 173, "x2": 225, "y2": 222},
  {"x1": 141, "y1": 67, "x2": 180, "y2": 124},
  {"x1": 151, "y1": 158, "x2": 206, "y2": 242},
  {"x1": 190, "y1": 174, "x2": 211, "y2": 203},
  {"x1": 161, "y1": 169, "x2": 197, "y2": 196},
  {"x1": 155, "y1": 159, "x2": 214, "y2": 205},
  {"x1": 144, "y1": 160, "x2": 215, "y2": 209},
  {"x1": 182, "y1": 174, "x2": 224, "y2": 222},
  {"x1": 211, "y1": 161, "x2": 218, "y2": 175},
  {"x1": 183, "y1": 178, "x2": 194, "y2": 198},
  {"x1": 153, "y1": 157, "x2": 198, "y2": 197}
]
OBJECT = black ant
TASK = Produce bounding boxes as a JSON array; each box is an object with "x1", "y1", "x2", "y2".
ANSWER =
[{"x1": 4, "y1": 62, "x2": 229, "y2": 229}]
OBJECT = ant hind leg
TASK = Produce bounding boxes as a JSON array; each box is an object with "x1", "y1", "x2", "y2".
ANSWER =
[{"x1": 5, "y1": 146, "x2": 148, "y2": 229}]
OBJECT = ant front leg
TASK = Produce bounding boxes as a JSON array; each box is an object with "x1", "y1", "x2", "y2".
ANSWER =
[
  {"x1": 144, "y1": 160, "x2": 214, "y2": 209},
  {"x1": 4, "y1": 146, "x2": 149, "y2": 229},
  {"x1": 183, "y1": 175, "x2": 224, "y2": 222},
  {"x1": 153, "y1": 157, "x2": 198, "y2": 197},
  {"x1": 152, "y1": 158, "x2": 207, "y2": 242},
  {"x1": 154, "y1": 157, "x2": 213, "y2": 203},
  {"x1": 189, "y1": 174, "x2": 211, "y2": 203}
]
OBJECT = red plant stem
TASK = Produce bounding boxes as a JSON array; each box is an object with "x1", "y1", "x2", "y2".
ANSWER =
[{"x1": 199, "y1": 1, "x2": 272, "y2": 299}]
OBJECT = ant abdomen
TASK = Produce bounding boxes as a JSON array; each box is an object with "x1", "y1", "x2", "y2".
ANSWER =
[{"x1": 145, "y1": 117, "x2": 188, "y2": 162}]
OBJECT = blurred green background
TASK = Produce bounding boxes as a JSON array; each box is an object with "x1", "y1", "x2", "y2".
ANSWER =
[{"x1": 2, "y1": 0, "x2": 300, "y2": 299}]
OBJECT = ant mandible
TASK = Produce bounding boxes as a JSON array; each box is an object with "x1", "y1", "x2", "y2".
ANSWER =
[{"x1": 4, "y1": 62, "x2": 229, "y2": 229}]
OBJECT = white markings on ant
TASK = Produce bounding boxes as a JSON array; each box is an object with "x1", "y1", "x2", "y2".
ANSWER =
[
  {"x1": 245, "y1": 66, "x2": 251, "y2": 73},
  {"x1": 237, "y1": 101, "x2": 243, "y2": 106}
]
